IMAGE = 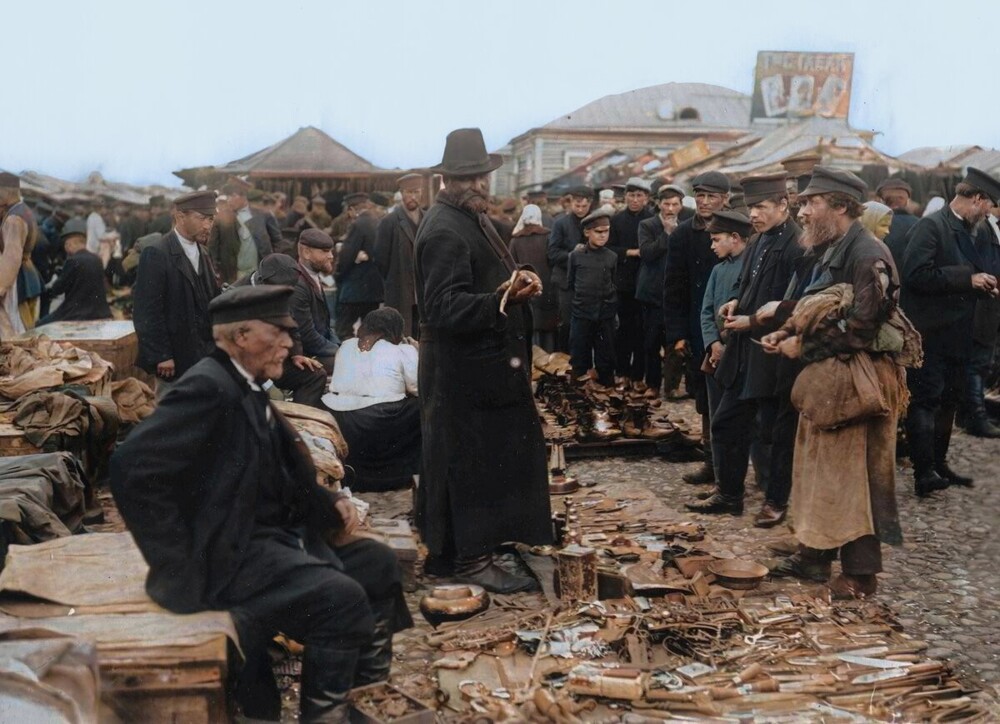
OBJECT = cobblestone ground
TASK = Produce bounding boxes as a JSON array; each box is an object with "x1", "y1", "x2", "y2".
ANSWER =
[{"x1": 569, "y1": 408, "x2": 1000, "y2": 698}]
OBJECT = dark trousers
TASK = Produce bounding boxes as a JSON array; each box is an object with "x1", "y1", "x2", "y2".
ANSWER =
[
  {"x1": 615, "y1": 294, "x2": 645, "y2": 380},
  {"x1": 275, "y1": 359, "x2": 329, "y2": 409},
  {"x1": 711, "y1": 387, "x2": 777, "y2": 500},
  {"x1": 905, "y1": 347, "x2": 965, "y2": 472},
  {"x1": 641, "y1": 303, "x2": 665, "y2": 391},
  {"x1": 556, "y1": 287, "x2": 572, "y2": 353},
  {"x1": 686, "y1": 355, "x2": 711, "y2": 450},
  {"x1": 765, "y1": 389, "x2": 798, "y2": 508},
  {"x1": 801, "y1": 534, "x2": 883, "y2": 576},
  {"x1": 570, "y1": 316, "x2": 616, "y2": 385},
  {"x1": 336, "y1": 301, "x2": 379, "y2": 340}
]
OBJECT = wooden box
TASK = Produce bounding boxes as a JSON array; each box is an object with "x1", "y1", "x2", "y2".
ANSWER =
[
  {"x1": 348, "y1": 682, "x2": 435, "y2": 724},
  {"x1": 17, "y1": 320, "x2": 139, "y2": 381},
  {"x1": 0, "y1": 421, "x2": 42, "y2": 457}
]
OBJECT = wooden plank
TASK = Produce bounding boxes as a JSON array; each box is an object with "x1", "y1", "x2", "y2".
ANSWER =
[
  {"x1": 563, "y1": 438, "x2": 657, "y2": 460},
  {"x1": 0, "y1": 422, "x2": 42, "y2": 457}
]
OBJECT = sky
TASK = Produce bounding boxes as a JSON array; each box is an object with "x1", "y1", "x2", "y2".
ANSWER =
[{"x1": 4, "y1": 0, "x2": 998, "y2": 188}]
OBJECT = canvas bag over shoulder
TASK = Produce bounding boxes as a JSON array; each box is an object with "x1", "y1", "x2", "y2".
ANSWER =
[{"x1": 791, "y1": 350, "x2": 888, "y2": 430}]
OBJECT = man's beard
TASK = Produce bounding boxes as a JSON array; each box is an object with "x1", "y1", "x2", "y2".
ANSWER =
[
  {"x1": 802, "y1": 215, "x2": 841, "y2": 247},
  {"x1": 455, "y1": 188, "x2": 489, "y2": 214}
]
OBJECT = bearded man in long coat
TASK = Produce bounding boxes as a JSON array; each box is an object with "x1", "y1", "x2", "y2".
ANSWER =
[{"x1": 414, "y1": 128, "x2": 552, "y2": 594}]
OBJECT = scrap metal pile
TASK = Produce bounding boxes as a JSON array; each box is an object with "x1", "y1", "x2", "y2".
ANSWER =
[
  {"x1": 390, "y1": 487, "x2": 994, "y2": 722},
  {"x1": 531, "y1": 351, "x2": 700, "y2": 457}
]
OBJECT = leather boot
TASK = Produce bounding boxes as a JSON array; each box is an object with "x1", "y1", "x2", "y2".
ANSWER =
[
  {"x1": 962, "y1": 373, "x2": 1000, "y2": 437},
  {"x1": 354, "y1": 599, "x2": 395, "y2": 687},
  {"x1": 753, "y1": 502, "x2": 787, "y2": 528},
  {"x1": 299, "y1": 644, "x2": 359, "y2": 723},
  {"x1": 828, "y1": 573, "x2": 877, "y2": 600},
  {"x1": 931, "y1": 403, "x2": 973, "y2": 488},
  {"x1": 935, "y1": 462, "x2": 974, "y2": 488},
  {"x1": 683, "y1": 449, "x2": 716, "y2": 485},
  {"x1": 768, "y1": 552, "x2": 831, "y2": 582},
  {"x1": 622, "y1": 404, "x2": 643, "y2": 438},
  {"x1": 695, "y1": 485, "x2": 719, "y2": 500},
  {"x1": 914, "y1": 469, "x2": 950, "y2": 497},
  {"x1": 684, "y1": 492, "x2": 743, "y2": 516},
  {"x1": 454, "y1": 554, "x2": 539, "y2": 594},
  {"x1": 906, "y1": 407, "x2": 948, "y2": 497}
]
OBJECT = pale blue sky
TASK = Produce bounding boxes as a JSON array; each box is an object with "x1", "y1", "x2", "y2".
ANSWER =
[{"x1": 4, "y1": 0, "x2": 996, "y2": 187}]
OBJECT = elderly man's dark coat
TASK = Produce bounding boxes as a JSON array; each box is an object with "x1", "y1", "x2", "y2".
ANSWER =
[
  {"x1": 900, "y1": 206, "x2": 986, "y2": 351},
  {"x1": 132, "y1": 231, "x2": 221, "y2": 376},
  {"x1": 662, "y1": 215, "x2": 721, "y2": 359},
  {"x1": 336, "y1": 211, "x2": 384, "y2": 304},
  {"x1": 110, "y1": 349, "x2": 345, "y2": 613},
  {"x1": 715, "y1": 220, "x2": 803, "y2": 398},
  {"x1": 374, "y1": 205, "x2": 423, "y2": 334},
  {"x1": 414, "y1": 194, "x2": 552, "y2": 559}
]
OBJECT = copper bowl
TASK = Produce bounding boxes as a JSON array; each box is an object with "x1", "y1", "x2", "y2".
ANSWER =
[
  {"x1": 420, "y1": 584, "x2": 490, "y2": 626},
  {"x1": 707, "y1": 559, "x2": 769, "y2": 590}
]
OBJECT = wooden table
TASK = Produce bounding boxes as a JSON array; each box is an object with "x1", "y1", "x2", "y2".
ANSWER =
[{"x1": 16, "y1": 320, "x2": 141, "y2": 381}]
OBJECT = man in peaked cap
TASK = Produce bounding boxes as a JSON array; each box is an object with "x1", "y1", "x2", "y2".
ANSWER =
[
  {"x1": 335, "y1": 192, "x2": 383, "y2": 340},
  {"x1": 764, "y1": 166, "x2": 905, "y2": 600},
  {"x1": 548, "y1": 184, "x2": 594, "y2": 351},
  {"x1": 374, "y1": 173, "x2": 425, "y2": 338},
  {"x1": 132, "y1": 190, "x2": 222, "y2": 395},
  {"x1": 112, "y1": 284, "x2": 411, "y2": 722},
  {"x1": 415, "y1": 128, "x2": 552, "y2": 593},
  {"x1": 608, "y1": 177, "x2": 654, "y2": 387},
  {"x1": 901, "y1": 167, "x2": 1000, "y2": 493},
  {"x1": 0, "y1": 171, "x2": 37, "y2": 339},
  {"x1": 663, "y1": 170, "x2": 730, "y2": 483},
  {"x1": 217, "y1": 180, "x2": 280, "y2": 281},
  {"x1": 877, "y1": 177, "x2": 919, "y2": 268},
  {"x1": 687, "y1": 173, "x2": 803, "y2": 525}
]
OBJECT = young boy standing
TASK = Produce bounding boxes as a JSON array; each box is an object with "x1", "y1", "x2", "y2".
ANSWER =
[{"x1": 567, "y1": 209, "x2": 618, "y2": 386}]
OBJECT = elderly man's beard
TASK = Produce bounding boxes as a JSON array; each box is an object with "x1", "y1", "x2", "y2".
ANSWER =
[
  {"x1": 454, "y1": 187, "x2": 489, "y2": 214},
  {"x1": 802, "y1": 215, "x2": 841, "y2": 248}
]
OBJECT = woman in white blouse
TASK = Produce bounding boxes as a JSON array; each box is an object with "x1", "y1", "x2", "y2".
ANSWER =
[{"x1": 323, "y1": 307, "x2": 420, "y2": 491}]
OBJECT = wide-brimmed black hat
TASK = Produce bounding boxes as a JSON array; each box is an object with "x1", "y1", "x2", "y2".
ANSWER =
[{"x1": 430, "y1": 128, "x2": 503, "y2": 176}]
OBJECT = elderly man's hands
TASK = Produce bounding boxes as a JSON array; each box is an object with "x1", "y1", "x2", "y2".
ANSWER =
[
  {"x1": 335, "y1": 497, "x2": 360, "y2": 534},
  {"x1": 496, "y1": 270, "x2": 543, "y2": 306}
]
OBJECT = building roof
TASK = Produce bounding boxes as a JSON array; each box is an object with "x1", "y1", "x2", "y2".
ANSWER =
[
  {"x1": 18, "y1": 170, "x2": 182, "y2": 205},
  {"x1": 214, "y1": 126, "x2": 382, "y2": 177},
  {"x1": 540, "y1": 82, "x2": 752, "y2": 132},
  {"x1": 898, "y1": 145, "x2": 1000, "y2": 174}
]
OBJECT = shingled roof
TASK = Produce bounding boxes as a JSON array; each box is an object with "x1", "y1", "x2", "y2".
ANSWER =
[
  {"x1": 215, "y1": 126, "x2": 381, "y2": 177},
  {"x1": 541, "y1": 82, "x2": 752, "y2": 132}
]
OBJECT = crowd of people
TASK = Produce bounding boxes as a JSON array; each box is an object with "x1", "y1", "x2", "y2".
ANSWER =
[{"x1": 2, "y1": 127, "x2": 1000, "y2": 721}]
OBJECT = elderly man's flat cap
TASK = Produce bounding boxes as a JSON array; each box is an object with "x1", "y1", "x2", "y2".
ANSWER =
[
  {"x1": 209, "y1": 284, "x2": 298, "y2": 329},
  {"x1": 691, "y1": 171, "x2": 731, "y2": 194},
  {"x1": 174, "y1": 190, "x2": 218, "y2": 215},
  {"x1": 799, "y1": 166, "x2": 868, "y2": 202},
  {"x1": 961, "y1": 167, "x2": 1000, "y2": 204}
]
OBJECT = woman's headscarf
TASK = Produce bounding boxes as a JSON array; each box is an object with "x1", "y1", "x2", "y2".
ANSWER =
[
  {"x1": 860, "y1": 201, "x2": 893, "y2": 240},
  {"x1": 512, "y1": 204, "x2": 543, "y2": 236}
]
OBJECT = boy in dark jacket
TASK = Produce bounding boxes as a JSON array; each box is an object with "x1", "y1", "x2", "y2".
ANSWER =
[{"x1": 568, "y1": 209, "x2": 618, "y2": 385}]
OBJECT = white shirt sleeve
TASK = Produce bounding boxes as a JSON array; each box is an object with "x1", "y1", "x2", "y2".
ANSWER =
[{"x1": 400, "y1": 344, "x2": 418, "y2": 396}]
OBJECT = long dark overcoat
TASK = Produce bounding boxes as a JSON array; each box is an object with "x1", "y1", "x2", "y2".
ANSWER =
[
  {"x1": 110, "y1": 349, "x2": 345, "y2": 613},
  {"x1": 662, "y1": 216, "x2": 720, "y2": 359},
  {"x1": 336, "y1": 212, "x2": 385, "y2": 304},
  {"x1": 715, "y1": 220, "x2": 803, "y2": 398},
  {"x1": 132, "y1": 231, "x2": 220, "y2": 376},
  {"x1": 374, "y1": 205, "x2": 423, "y2": 333},
  {"x1": 414, "y1": 195, "x2": 552, "y2": 559}
]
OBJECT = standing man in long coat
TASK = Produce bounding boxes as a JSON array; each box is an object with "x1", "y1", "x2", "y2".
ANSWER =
[
  {"x1": 335, "y1": 193, "x2": 384, "y2": 340},
  {"x1": 375, "y1": 173, "x2": 425, "y2": 338},
  {"x1": 132, "y1": 191, "x2": 222, "y2": 395},
  {"x1": 415, "y1": 128, "x2": 552, "y2": 594}
]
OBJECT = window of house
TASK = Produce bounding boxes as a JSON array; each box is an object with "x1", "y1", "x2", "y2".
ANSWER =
[
  {"x1": 564, "y1": 151, "x2": 591, "y2": 169},
  {"x1": 678, "y1": 107, "x2": 700, "y2": 121}
]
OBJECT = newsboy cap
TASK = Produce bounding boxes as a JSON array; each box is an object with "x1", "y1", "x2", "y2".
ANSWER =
[
  {"x1": 707, "y1": 209, "x2": 753, "y2": 238},
  {"x1": 174, "y1": 190, "x2": 218, "y2": 215},
  {"x1": 624, "y1": 177, "x2": 652, "y2": 194},
  {"x1": 209, "y1": 284, "x2": 298, "y2": 330},
  {"x1": 257, "y1": 253, "x2": 301, "y2": 286},
  {"x1": 799, "y1": 166, "x2": 868, "y2": 202},
  {"x1": 876, "y1": 177, "x2": 912, "y2": 197},
  {"x1": 581, "y1": 208, "x2": 614, "y2": 229},
  {"x1": 299, "y1": 228, "x2": 335, "y2": 250},
  {"x1": 961, "y1": 167, "x2": 1000, "y2": 204},
  {"x1": 691, "y1": 171, "x2": 731, "y2": 194},
  {"x1": 741, "y1": 172, "x2": 789, "y2": 206},
  {"x1": 657, "y1": 184, "x2": 686, "y2": 200}
]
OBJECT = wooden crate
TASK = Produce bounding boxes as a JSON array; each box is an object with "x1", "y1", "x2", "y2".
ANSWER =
[
  {"x1": 16, "y1": 320, "x2": 138, "y2": 381},
  {"x1": 0, "y1": 421, "x2": 41, "y2": 457},
  {"x1": 99, "y1": 637, "x2": 230, "y2": 723}
]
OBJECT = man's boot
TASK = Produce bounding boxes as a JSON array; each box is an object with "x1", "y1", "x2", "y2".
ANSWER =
[
  {"x1": 769, "y1": 549, "x2": 832, "y2": 582},
  {"x1": 684, "y1": 492, "x2": 743, "y2": 516},
  {"x1": 622, "y1": 404, "x2": 643, "y2": 438},
  {"x1": 299, "y1": 645, "x2": 359, "y2": 723},
  {"x1": 354, "y1": 599, "x2": 396, "y2": 687},
  {"x1": 906, "y1": 406, "x2": 950, "y2": 497},
  {"x1": 933, "y1": 404, "x2": 975, "y2": 487},
  {"x1": 963, "y1": 373, "x2": 1000, "y2": 438},
  {"x1": 454, "y1": 554, "x2": 539, "y2": 594},
  {"x1": 683, "y1": 448, "x2": 716, "y2": 485}
]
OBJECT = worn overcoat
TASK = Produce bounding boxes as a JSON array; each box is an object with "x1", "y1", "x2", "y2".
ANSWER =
[
  {"x1": 374, "y1": 205, "x2": 423, "y2": 333},
  {"x1": 414, "y1": 194, "x2": 552, "y2": 559}
]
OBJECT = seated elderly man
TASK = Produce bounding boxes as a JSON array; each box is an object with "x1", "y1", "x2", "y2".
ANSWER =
[{"x1": 110, "y1": 285, "x2": 411, "y2": 723}]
